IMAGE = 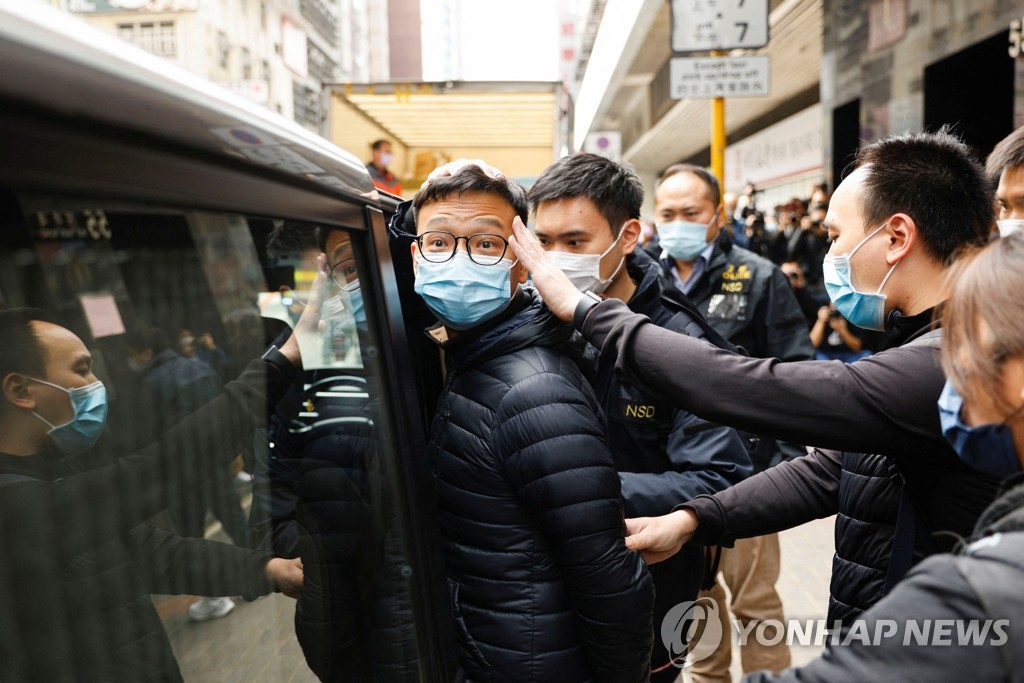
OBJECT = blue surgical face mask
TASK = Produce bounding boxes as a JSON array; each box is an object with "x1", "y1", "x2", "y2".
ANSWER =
[
  {"x1": 414, "y1": 251, "x2": 516, "y2": 330},
  {"x1": 822, "y1": 223, "x2": 898, "y2": 331},
  {"x1": 29, "y1": 377, "x2": 108, "y2": 456},
  {"x1": 938, "y1": 380, "x2": 1022, "y2": 478},
  {"x1": 656, "y1": 211, "x2": 718, "y2": 261},
  {"x1": 330, "y1": 279, "x2": 366, "y2": 326}
]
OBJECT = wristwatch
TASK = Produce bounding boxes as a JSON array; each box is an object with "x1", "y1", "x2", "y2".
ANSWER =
[{"x1": 572, "y1": 290, "x2": 605, "y2": 332}]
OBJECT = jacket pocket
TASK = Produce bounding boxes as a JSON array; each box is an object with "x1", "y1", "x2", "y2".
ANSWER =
[{"x1": 446, "y1": 577, "x2": 493, "y2": 677}]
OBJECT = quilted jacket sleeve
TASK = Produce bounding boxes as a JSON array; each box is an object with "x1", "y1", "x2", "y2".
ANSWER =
[{"x1": 496, "y1": 356, "x2": 655, "y2": 683}]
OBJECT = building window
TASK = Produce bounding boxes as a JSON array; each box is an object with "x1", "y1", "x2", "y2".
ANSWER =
[
  {"x1": 217, "y1": 31, "x2": 230, "y2": 70},
  {"x1": 292, "y1": 82, "x2": 319, "y2": 129},
  {"x1": 241, "y1": 47, "x2": 252, "y2": 79},
  {"x1": 299, "y1": 0, "x2": 338, "y2": 45},
  {"x1": 306, "y1": 40, "x2": 337, "y2": 83},
  {"x1": 115, "y1": 21, "x2": 177, "y2": 58}
]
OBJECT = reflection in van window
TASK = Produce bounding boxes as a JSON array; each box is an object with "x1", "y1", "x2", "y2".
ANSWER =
[{"x1": 0, "y1": 196, "x2": 418, "y2": 681}]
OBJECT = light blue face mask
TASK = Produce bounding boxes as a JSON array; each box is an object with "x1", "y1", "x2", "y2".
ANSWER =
[
  {"x1": 937, "y1": 380, "x2": 1022, "y2": 479},
  {"x1": 339, "y1": 282, "x2": 366, "y2": 325},
  {"x1": 414, "y1": 251, "x2": 516, "y2": 330},
  {"x1": 822, "y1": 223, "x2": 899, "y2": 331},
  {"x1": 656, "y1": 212, "x2": 718, "y2": 261},
  {"x1": 29, "y1": 377, "x2": 108, "y2": 456}
]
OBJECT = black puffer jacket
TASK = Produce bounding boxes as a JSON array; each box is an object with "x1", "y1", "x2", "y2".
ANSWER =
[
  {"x1": 683, "y1": 310, "x2": 1001, "y2": 624},
  {"x1": 265, "y1": 370, "x2": 419, "y2": 682},
  {"x1": 428, "y1": 288, "x2": 654, "y2": 683}
]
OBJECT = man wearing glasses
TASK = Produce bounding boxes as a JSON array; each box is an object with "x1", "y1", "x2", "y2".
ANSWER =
[{"x1": 408, "y1": 165, "x2": 655, "y2": 683}]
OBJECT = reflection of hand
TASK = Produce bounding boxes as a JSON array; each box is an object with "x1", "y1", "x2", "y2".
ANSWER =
[
  {"x1": 265, "y1": 557, "x2": 304, "y2": 599},
  {"x1": 624, "y1": 509, "x2": 698, "y2": 565},
  {"x1": 280, "y1": 254, "x2": 329, "y2": 367},
  {"x1": 422, "y1": 158, "x2": 504, "y2": 188},
  {"x1": 830, "y1": 315, "x2": 847, "y2": 331},
  {"x1": 508, "y1": 216, "x2": 582, "y2": 322},
  {"x1": 817, "y1": 306, "x2": 832, "y2": 323},
  {"x1": 197, "y1": 333, "x2": 216, "y2": 350}
]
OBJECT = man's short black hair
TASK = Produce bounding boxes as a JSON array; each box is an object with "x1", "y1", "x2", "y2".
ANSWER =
[
  {"x1": 855, "y1": 127, "x2": 993, "y2": 265},
  {"x1": 527, "y1": 153, "x2": 642, "y2": 236},
  {"x1": 371, "y1": 139, "x2": 391, "y2": 151},
  {"x1": 412, "y1": 165, "x2": 529, "y2": 226},
  {"x1": 656, "y1": 163, "x2": 722, "y2": 207},
  {"x1": 985, "y1": 125, "x2": 1024, "y2": 185},
  {"x1": 0, "y1": 308, "x2": 53, "y2": 383}
]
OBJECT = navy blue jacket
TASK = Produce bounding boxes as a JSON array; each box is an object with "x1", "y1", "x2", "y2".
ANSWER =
[
  {"x1": 597, "y1": 251, "x2": 751, "y2": 672},
  {"x1": 428, "y1": 288, "x2": 654, "y2": 683}
]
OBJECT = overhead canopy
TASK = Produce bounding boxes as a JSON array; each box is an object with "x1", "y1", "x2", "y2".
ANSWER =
[
  {"x1": 325, "y1": 81, "x2": 565, "y2": 190},
  {"x1": 327, "y1": 81, "x2": 561, "y2": 148}
]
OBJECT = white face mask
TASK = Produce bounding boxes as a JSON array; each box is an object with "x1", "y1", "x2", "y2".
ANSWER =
[
  {"x1": 380, "y1": 152, "x2": 393, "y2": 167},
  {"x1": 997, "y1": 219, "x2": 1024, "y2": 237},
  {"x1": 546, "y1": 225, "x2": 627, "y2": 294}
]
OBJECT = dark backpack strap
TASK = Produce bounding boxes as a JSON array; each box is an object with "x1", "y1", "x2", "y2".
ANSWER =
[
  {"x1": 884, "y1": 485, "x2": 918, "y2": 593},
  {"x1": 884, "y1": 466, "x2": 943, "y2": 593}
]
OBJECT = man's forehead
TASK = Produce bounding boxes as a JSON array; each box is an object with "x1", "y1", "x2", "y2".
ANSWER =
[
  {"x1": 30, "y1": 321, "x2": 89, "y2": 364},
  {"x1": 324, "y1": 229, "x2": 353, "y2": 260},
  {"x1": 823, "y1": 166, "x2": 868, "y2": 231},
  {"x1": 655, "y1": 173, "x2": 715, "y2": 205},
  {"x1": 534, "y1": 196, "x2": 608, "y2": 234},
  {"x1": 996, "y1": 166, "x2": 1024, "y2": 196},
  {"x1": 416, "y1": 193, "x2": 516, "y2": 234}
]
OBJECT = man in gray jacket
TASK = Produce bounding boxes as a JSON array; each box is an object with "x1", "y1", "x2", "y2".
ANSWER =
[{"x1": 509, "y1": 129, "x2": 1002, "y2": 656}]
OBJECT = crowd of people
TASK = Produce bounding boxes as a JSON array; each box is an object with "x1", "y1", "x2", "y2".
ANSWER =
[{"x1": 3, "y1": 122, "x2": 1024, "y2": 683}]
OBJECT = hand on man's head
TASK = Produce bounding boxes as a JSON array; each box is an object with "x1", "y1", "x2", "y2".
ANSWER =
[{"x1": 422, "y1": 158, "x2": 505, "y2": 189}]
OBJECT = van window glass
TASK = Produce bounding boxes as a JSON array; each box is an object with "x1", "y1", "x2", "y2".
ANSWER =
[{"x1": 0, "y1": 191, "x2": 419, "y2": 681}]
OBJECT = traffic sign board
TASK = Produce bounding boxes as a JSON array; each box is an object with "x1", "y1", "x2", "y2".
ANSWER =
[
  {"x1": 669, "y1": 56, "x2": 770, "y2": 99},
  {"x1": 671, "y1": 0, "x2": 769, "y2": 52}
]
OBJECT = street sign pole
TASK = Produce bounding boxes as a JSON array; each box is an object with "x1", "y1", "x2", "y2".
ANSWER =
[
  {"x1": 671, "y1": 0, "x2": 770, "y2": 202},
  {"x1": 710, "y1": 50, "x2": 726, "y2": 197}
]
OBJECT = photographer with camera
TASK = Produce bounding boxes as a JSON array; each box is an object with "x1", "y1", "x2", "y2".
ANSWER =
[{"x1": 810, "y1": 303, "x2": 872, "y2": 363}]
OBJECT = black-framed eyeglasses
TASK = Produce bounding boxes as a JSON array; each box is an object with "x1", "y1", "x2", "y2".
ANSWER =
[
  {"x1": 415, "y1": 230, "x2": 509, "y2": 266},
  {"x1": 329, "y1": 258, "x2": 360, "y2": 290}
]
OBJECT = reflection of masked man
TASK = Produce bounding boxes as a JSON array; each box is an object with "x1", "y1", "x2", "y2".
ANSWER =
[{"x1": 321, "y1": 258, "x2": 367, "y2": 365}]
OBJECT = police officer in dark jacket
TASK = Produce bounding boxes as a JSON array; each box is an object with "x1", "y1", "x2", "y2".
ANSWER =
[
  {"x1": 510, "y1": 130, "x2": 1002, "y2": 635},
  {"x1": 411, "y1": 167, "x2": 654, "y2": 682},
  {"x1": 528, "y1": 153, "x2": 752, "y2": 680},
  {"x1": 649, "y1": 164, "x2": 813, "y2": 678}
]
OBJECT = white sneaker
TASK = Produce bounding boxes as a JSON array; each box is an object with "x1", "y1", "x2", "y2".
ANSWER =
[{"x1": 188, "y1": 596, "x2": 235, "y2": 622}]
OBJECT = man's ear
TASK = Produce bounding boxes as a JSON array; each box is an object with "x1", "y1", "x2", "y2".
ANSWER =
[
  {"x1": 409, "y1": 241, "x2": 419, "y2": 277},
  {"x1": 620, "y1": 219, "x2": 642, "y2": 256},
  {"x1": 886, "y1": 213, "x2": 916, "y2": 265},
  {"x1": 512, "y1": 260, "x2": 528, "y2": 285},
  {"x1": 2, "y1": 373, "x2": 37, "y2": 411}
]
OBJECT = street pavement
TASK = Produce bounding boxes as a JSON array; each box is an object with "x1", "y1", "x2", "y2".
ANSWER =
[{"x1": 163, "y1": 516, "x2": 836, "y2": 682}]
